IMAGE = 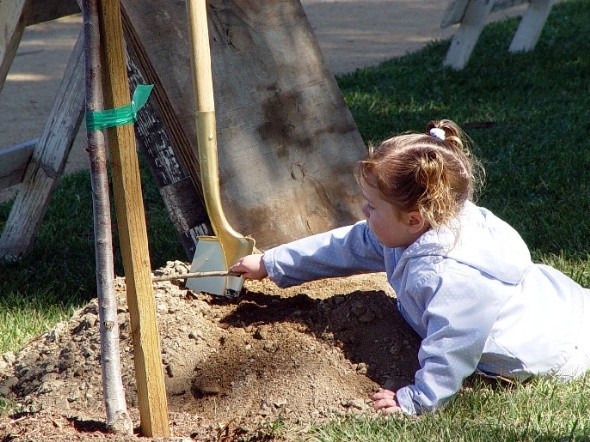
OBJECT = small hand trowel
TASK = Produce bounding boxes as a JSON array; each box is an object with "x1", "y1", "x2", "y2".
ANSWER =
[{"x1": 184, "y1": 0, "x2": 255, "y2": 297}]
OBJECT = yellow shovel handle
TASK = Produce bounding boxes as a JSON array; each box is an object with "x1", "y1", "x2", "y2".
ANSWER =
[{"x1": 186, "y1": 0, "x2": 255, "y2": 269}]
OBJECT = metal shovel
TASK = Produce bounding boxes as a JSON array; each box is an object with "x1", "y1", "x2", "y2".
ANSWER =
[{"x1": 184, "y1": 0, "x2": 255, "y2": 297}]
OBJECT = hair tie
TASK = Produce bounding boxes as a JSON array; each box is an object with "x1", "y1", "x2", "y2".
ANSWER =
[{"x1": 429, "y1": 128, "x2": 446, "y2": 141}]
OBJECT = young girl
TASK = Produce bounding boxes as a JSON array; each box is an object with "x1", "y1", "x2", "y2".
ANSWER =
[{"x1": 230, "y1": 119, "x2": 590, "y2": 415}]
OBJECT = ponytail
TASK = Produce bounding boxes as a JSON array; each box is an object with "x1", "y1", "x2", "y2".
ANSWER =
[{"x1": 356, "y1": 119, "x2": 484, "y2": 230}]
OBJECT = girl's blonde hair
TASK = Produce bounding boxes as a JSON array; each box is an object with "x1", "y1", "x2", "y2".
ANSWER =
[{"x1": 356, "y1": 119, "x2": 484, "y2": 230}]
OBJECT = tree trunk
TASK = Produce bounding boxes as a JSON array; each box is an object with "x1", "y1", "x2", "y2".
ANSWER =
[
  {"x1": 118, "y1": 0, "x2": 367, "y2": 251},
  {"x1": 125, "y1": 53, "x2": 211, "y2": 259},
  {"x1": 81, "y1": 0, "x2": 133, "y2": 434}
]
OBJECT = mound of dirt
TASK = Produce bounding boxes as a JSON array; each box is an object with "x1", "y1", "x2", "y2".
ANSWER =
[{"x1": 0, "y1": 261, "x2": 421, "y2": 441}]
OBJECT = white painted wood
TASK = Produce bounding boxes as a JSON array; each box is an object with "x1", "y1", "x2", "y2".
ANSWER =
[
  {"x1": 442, "y1": 0, "x2": 553, "y2": 69},
  {"x1": 442, "y1": 0, "x2": 528, "y2": 28},
  {"x1": 441, "y1": 0, "x2": 471, "y2": 28},
  {"x1": 0, "y1": 0, "x2": 30, "y2": 93},
  {"x1": 443, "y1": 0, "x2": 496, "y2": 70},
  {"x1": 492, "y1": 0, "x2": 529, "y2": 12},
  {"x1": 509, "y1": 0, "x2": 554, "y2": 52},
  {"x1": 0, "y1": 140, "x2": 36, "y2": 190},
  {"x1": 0, "y1": 30, "x2": 84, "y2": 260}
]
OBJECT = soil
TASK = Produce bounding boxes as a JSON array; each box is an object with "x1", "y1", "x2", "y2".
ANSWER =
[{"x1": 0, "y1": 261, "x2": 422, "y2": 441}]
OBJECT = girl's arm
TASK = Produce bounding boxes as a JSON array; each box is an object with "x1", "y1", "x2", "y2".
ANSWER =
[
  {"x1": 395, "y1": 270, "x2": 503, "y2": 415},
  {"x1": 261, "y1": 221, "x2": 386, "y2": 287}
]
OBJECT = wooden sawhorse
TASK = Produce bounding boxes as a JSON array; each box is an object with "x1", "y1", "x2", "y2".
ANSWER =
[{"x1": 442, "y1": 0, "x2": 555, "y2": 70}]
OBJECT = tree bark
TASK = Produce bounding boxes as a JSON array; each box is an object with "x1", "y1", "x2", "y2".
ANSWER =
[
  {"x1": 81, "y1": 0, "x2": 133, "y2": 434},
  {"x1": 125, "y1": 53, "x2": 211, "y2": 259}
]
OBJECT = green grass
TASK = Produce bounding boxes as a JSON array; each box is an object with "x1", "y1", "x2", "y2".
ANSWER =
[
  {"x1": 310, "y1": 377, "x2": 590, "y2": 441},
  {"x1": 0, "y1": 163, "x2": 184, "y2": 353},
  {"x1": 338, "y1": 0, "x2": 590, "y2": 259},
  {"x1": 1, "y1": 0, "x2": 590, "y2": 439}
]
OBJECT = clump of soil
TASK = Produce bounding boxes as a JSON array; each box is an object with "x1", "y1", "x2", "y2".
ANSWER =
[{"x1": 0, "y1": 261, "x2": 421, "y2": 441}]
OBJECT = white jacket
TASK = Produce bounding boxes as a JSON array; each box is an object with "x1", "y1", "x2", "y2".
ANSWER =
[{"x1": 262, "y1": 201, "x2": 590, "y2": 414}]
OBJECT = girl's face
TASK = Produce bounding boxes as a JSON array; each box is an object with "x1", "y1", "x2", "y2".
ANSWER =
[{"x1": 360, "y1": 178, "x2": 427, "y2": 248}]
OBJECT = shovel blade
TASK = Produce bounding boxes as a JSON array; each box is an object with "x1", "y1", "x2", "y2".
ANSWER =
[{"x1": 186, "y1": 236, "x2": 245, "y2": 297}]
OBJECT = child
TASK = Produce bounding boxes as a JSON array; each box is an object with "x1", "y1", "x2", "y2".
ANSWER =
[{"x1": 229, "y1": 119, "x2": 590, "y2": 415}]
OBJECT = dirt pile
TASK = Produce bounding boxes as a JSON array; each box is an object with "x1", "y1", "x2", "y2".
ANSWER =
[{"x1": 0, "y1": 261, "x2": 421, "y2": 441}]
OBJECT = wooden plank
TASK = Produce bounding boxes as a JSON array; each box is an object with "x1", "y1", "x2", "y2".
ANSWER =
[
  {"x1": 98, "y1": 0, "x2": 170, "y2": 436},
  {"x1": 27, "y1": 0, "x2": 80, "y2": 26},
  {"x1": 120, "y1": 0, "x2": 367, "y2": 251},
  {"x1": 442, "y1": 0, "x2": 529, "y2": 28},
  {"x1": 0, "y1": 140, "x2": 36, "y2": 190},
  {"x1": 443, "y1": 0, "x2": 496, "y2": 70},
  {"x1": 492, "y1": 0, "x2": 529, "y2": 12},
  {"x1": 441, "y1": 0, "x2": 471, "y2": 28},
  {"x1": 0, "y1": 0, "x2": 31, "y2": 93},
  {"x1": 509, "y1": 0, "x2": 554, "y2": 52},
  {"x1": 0, "y1": 30, "x2": 84, "y2": 260}
]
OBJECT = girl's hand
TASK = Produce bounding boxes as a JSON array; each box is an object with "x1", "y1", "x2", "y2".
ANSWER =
[
  {"x1": 371, "y1": 388, "x2": 402, "y2": 415},
  {"x1": 229, "y1": 254, "x2": 268, "y2": 280}
]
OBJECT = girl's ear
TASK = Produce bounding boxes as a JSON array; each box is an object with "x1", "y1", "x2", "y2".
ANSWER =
[{"x1": 406, "y1": 211, "x2": 427, "y2": 233}]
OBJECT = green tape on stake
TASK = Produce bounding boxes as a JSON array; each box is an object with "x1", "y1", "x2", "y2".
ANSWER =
[{"x1": 86, "y1": 84, "x2": 154, "y2": 131}]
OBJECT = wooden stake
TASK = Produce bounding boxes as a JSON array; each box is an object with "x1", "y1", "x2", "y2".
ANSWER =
[{"x1": 97, "y1": 0, "x2": 169, "y2": 436}]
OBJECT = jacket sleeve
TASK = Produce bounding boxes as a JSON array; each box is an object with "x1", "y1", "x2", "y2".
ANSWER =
[
  {"x1": 396, "y1": 269, "x2": 503, "y2": 415},
  {"x1": 262, "y1": 221, "x2": 386, "y2": 287}
]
